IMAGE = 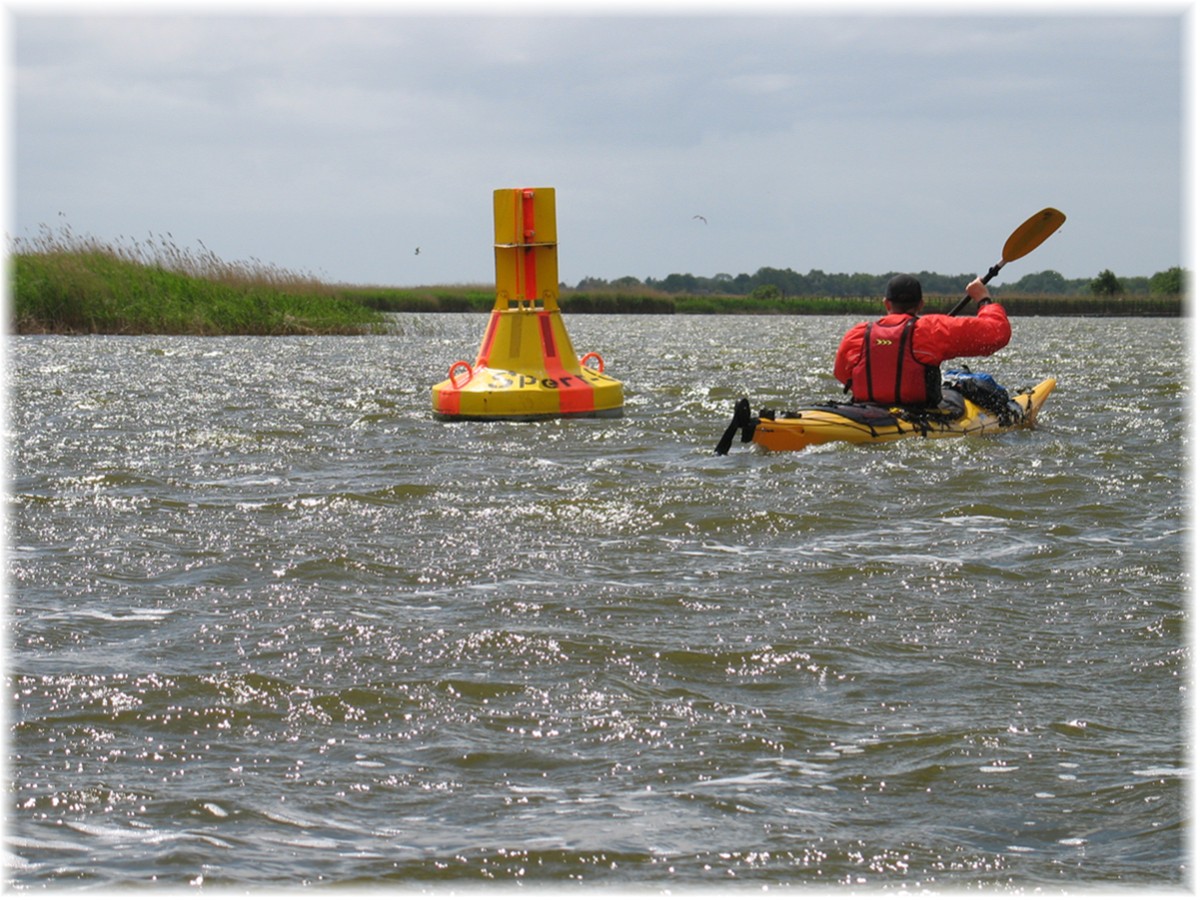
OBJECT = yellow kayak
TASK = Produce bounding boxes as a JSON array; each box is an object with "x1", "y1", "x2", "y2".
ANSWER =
[{"x1": 716, "y1": 375, "x2": 1056, "y2": 454}]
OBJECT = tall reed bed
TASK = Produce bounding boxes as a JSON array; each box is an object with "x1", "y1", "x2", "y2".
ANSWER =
[
  {"x1": 10, "y1": 222, "x2": 1182, "y2": 333},
  {"x1": 9, "y1": 223, "x2": 386, "y2": 335},
  {"x1": 669, "y1": 293, "x2": 1183, "y2": 316},
  {"x1": 349, "y1": 290, "x2": 1183, "y2": 316},
  {"x1": 343, "y1": 286, "x2": 495, "y2": 313}
]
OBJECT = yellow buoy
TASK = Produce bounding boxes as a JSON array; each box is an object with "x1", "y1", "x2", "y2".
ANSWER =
[{"x1": 431, "y1": 187, "x2": 624, "y2": 421}]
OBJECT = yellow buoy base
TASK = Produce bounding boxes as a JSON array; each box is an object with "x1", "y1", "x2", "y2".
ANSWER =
[{"x1": 432, "y1": 364, "x2": 624, "y2": 421}]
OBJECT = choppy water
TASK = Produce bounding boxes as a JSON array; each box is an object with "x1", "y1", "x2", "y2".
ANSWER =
[{"x1": 6, "y1": 314, "x2": 1188, "y2": 889}]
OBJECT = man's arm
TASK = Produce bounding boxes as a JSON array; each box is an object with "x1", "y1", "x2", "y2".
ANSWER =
[
  {"x1": 913, "y1": 303, "x2": 1012, "y2": 364},
  {"x1": 833, "y1": 323, "x2": 868, "y2": 386}
]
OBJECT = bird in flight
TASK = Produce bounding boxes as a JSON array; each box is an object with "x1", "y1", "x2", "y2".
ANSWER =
[
  {"x1": 415, "y1": 247, "x2": 420, "y2": 255},
  {"x1": 693, "y1": 215, "x2": 707, "y2": 224}
]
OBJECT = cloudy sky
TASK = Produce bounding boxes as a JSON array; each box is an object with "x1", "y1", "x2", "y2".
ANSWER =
[{"x1": 10, "y1": 5, "x2": 1191, "y2": 289}]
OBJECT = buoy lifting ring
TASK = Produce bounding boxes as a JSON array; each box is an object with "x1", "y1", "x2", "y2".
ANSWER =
[
  {"x1": 580, "y1": 352, "x2": 605, "y2": 373},
  {"x1": 449, "y1": 360, "x2": 474, "y2": 388}
]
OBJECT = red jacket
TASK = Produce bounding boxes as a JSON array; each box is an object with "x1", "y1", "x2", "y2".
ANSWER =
[{"x1": 834, "y1": 304, "x2": 1012, "y2": 402}]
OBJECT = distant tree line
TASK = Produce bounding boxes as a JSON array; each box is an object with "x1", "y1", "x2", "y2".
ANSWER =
[{"x1": 574, "y1": 266, "x2": 1188, "y2": 298}]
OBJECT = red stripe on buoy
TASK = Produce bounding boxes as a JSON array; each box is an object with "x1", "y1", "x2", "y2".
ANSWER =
[
  {"x1": 476, "y1": 310, "x2": 502, "y2": 367},
  {"x1": 435, "y1": 383, "x2": 462, "y2": 416},
  {"x1": 522, "y1": 189, "x2": 538, "y2": 300},
  {"x1": 539, "y1": 314, "x2": 557, "y2": 360},
  {"x1": 537, "y1": 311, "x2": 595, "y2": 414}
]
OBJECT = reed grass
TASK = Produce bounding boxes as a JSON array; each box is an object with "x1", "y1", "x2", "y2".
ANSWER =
[
  {"x1": 10, "y1": 222, "x2": 1183, "y2": 334},
  {"x1": 670, "y1": 292, "x2": 1184, "y2": 316},
  {"x1": 10, "y1": 223, "x2": 387, "y2": 335},
  {"x1": 351, "y1": 289, "x2": 1184, "y2": 317},
  {"x1": 342, "y1": 286, "x2": 495, "y2": 313}
]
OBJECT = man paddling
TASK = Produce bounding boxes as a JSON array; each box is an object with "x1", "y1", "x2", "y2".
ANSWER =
[{"x1": 834, "y1": 273, "x2": 1010, "y2": 409}]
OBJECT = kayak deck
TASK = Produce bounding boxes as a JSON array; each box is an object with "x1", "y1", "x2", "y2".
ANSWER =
[{"x1": 718, "y1": 377, "x2": 1056, "y2": 454}]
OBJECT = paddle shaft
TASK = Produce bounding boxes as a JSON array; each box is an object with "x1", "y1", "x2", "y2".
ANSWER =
[
  {"x1": 946, "y1": 208, "x2": 1066, "y2": 317},
  {"x1": 947, "y1": 262, "x2": 1003, "y2": 317}
]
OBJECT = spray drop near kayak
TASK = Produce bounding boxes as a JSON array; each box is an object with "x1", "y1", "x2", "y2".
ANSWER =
[{"x1": 715, "y1": 208, "x2": 1066, "y2": 455}]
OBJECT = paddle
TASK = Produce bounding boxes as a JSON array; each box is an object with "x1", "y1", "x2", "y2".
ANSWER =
[{"x1": 946, "y1": 208, "x2": 1066, "y2": 316}]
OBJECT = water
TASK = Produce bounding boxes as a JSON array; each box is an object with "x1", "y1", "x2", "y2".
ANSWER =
[{"x1": 7, "y1": 315, "x2": 1188, "y2": 889}]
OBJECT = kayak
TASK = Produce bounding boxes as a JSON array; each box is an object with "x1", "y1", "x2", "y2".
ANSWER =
[
  {"x1": 717, "y1": 374, "x2": 1056, "y2": 454},
  {"x1": 715, "y1": 373, "x2": 1056, "y2": 454}
]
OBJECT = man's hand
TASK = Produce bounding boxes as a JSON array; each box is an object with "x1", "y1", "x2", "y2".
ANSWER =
[{"x1": 966, "y1": 277, "x2": 993, "y2": 308}]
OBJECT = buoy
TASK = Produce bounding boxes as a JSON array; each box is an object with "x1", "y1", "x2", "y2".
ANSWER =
[{"x1": 431, "y1": 187, "x2": 625, "y2": 421}]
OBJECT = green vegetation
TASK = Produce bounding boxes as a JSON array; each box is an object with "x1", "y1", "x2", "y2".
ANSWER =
[
  {"x1": 1150, "y1": 266, "x2": 1186, "y2": 295},
  {"x1": 589, "y1": 265, "x2": 1190, "y2": 301},
  {"x1": 341, "y1": 285, "x2": 496, "y2": 313},
  {"x1": 10, "y1": 225, "x2": 387, "y2": 335},
  {"x1": 9, "y1": 223, "x2": 1186, "y2": 334},
  {"x1": 661, "y1": 288, "x2": 1182, "y2": 316},
  {"x1": 562, "y1": 265, "x2": 1187, "y2": 316},
  {"x1": 346, "y1": 287, "x2": 1182, "y2": 317},
  {"x1": 600, "y1": 290, "x2": 1183, "y2": 316},
  {"x1": 1090, "y1": 268, "x2": 1123, "y2": 297}
]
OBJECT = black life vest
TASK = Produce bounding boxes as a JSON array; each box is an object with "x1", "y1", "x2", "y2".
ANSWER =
[{"x1": 851, "y1": 315, "x2": 942, "y2": 406}]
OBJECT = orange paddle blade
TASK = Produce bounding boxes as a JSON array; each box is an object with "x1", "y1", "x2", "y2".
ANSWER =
[{"x1": 1002, "y1": 208, "x2": 1066, "y2": 264}]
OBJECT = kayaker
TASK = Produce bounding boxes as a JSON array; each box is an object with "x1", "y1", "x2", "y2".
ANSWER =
[{"x1": 834, "y1": 273, "x2": 1010, "y2": 408}]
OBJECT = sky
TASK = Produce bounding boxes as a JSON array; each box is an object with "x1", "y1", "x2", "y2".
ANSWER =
[{"x1": 7, "y1": 3, "x2": 1194, "y2": 289}]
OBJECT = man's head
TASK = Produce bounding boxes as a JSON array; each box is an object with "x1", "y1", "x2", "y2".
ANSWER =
[{"x1": 884, "y1": 274, "x2": 924, "y2": 313}]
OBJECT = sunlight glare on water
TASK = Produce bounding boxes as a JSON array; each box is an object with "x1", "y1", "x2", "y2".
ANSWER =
[{"x1": 7, "y1": 315, "x2": 1186, "y2": 889}]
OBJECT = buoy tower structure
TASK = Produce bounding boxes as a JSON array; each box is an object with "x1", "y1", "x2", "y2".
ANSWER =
[{"x1": 431, "y1": 187, "x2": 624, "y2": 421}]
